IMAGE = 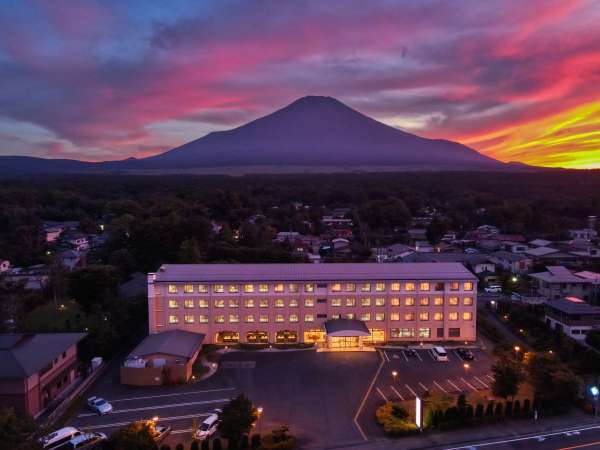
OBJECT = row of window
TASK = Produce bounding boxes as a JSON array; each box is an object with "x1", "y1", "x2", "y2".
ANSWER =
[
  {"x1": 167, "y1": 311, "x2": 474, "y2": 324},
  {"x1": 167, "y1": 296, "x2": 474, "y2": 309},
  {"x1": 166, "y1": 281, "x2": 474, "y2": 294},
  {"x1": 390, "y1": 327, "x2": 462, "y2": 338}
]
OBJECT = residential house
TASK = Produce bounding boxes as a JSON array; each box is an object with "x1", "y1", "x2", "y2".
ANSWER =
[
  {"x1": 62, "y1": 232, "x2": 90, "y2": 251},
  {"x1": 529, "y1": 266, "x2": 594, "y2": 301},
  {"x1": 569, "y1": 228, "x2": 598, "y2": 241},
  {"x1": 275, "y1": 232, "x2": 301, "y2": 243},
  {"x1": 414, "y1": 241, "x2": 434, "y2": 253},
  {"x1": 3, "y1": 265, "x2": 49, "y2": 290},
  {"x1": 0, "y1": 333, "x2": 86, "y2": 417},
  {"x1": 371, "y1": 244, "x2": 414, "y2": 262},
  {"x1": 525, "y1": 246, "x2": 560, "y2": 258},
  {"x1": 544, "y1": 297, "x2": 600, "y2": 341},
  {"x1": 489, "y1": 251, "x2": 533, "y2": 274},
  {"x1": 59, "y1": 250, "x2": 83, "y2": 271},
  {"x1": 0, "y1": 260, "x2": 10, "y2": 273},
  {"x1": 529, "y1": 239, "x2": 553, "y2": 248}
]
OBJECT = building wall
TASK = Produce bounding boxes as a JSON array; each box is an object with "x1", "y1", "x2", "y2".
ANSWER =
[
  {"x1": 545, "y1": 316, "x2": 595, "y2": 341},
  {"x1": 148, "y1": 276, "x2": 477, "y2": 343}
]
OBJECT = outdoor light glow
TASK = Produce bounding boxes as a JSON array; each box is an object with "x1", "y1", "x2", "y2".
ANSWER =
[
  {"x1": 257, "y1": 407, "x2": 264, "y2": 414},
  {"x1": 514, "y1": 346, "x2": 521, "y2": 352},
  {"x1": 152, "y1": 416, "x2": 159, "y2": 422},
  {"x1": 463, "y1": 363, "x2": 470, "y2": 369},
  {"x1": 591, "y1": 386, "x2": 599, "y2": 397},
  {"x1": 392, "y1": 370, "x2": 398, "y2": 377}
]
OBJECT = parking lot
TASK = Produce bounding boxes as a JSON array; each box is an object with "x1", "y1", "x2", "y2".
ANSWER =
[{"x1": 358, "y1": 346, "x2": 494, "y2": 439}]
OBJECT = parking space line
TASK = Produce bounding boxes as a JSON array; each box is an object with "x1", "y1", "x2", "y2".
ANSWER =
[
  {"x1": 433, "y1": 380, "x2": 448, "y2": 393},
  {"x1": 446, "y1": 379, "x2": 462, "y2": 392},
  {"x1": 453, "y1": 350, "x2": 461, "y2": 360},
  {"x1": 415, "y1": 351, "x2": 423, "y2": 362},
  {"x1": 353, "y1": 350, "x2": 384, "y2": 441},
  {"x1": 486, "y1": 374, "x2": 495, "y2": 382},
  {"x1": 402, "y1": 351, "x2": 409, "y2": 362},
  {"x1": 474, "y1": 376, "x2": 489, "y2": 389},
  {"x1": 418, "y1": 382, "x2": 429, "y2": 393},
  {"x1": 405, "y1": 384, "x2": 418, "y2": 397},
  {"x1": 81, "y1": 412, "x2": 212, "y2": 430},
  {"x1": 390, "y1": 386, "x2": 404, "y2": 401},
  {"x1": 461, "y1": 377, "x2": 477, "y2": 391},
  {"x1": 383, "y1": 351, "x2": 390, "y2": 362},
  {"x1": 427, "y1": 350, "x2": 436, "y2": 361},
  {"x1": 77, "y1": 398, "x2": 230, "y2": 418},
  {"x1": 376, "y1": 387, "x2": 389, "y2": 402},
  {"x1": 107, "y1": 387, "x2": 236, "y2": 403}
]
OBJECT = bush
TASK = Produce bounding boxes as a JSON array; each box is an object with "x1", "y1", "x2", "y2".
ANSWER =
[
  {"x1": 240, "y1": 434, "x2": 249, "y2": 449},
  {"x1": 250, "y1": 434, "x2": 261, "y2": 449},
  {"x1": 465, "y1": 404, "x2": 474, "y2": 419},
  {"x1": 513, "y1": 400, "x2": 521, "y2": 416},
  {"x1": 260, "y1": 426, "x2": 297, "y2": 450},
  {"x1": 375, "y1": 402, "x2": 419, "y2": 436},
  {"x1": 201, "y1": 440, "x2": 209, "y2": 450},
  {"x1": 505, "y1": 401, "x2": 513, "y2": 416},
  {"x1": 485, "y1": 402, "x2": 494, "y2": 417},
  {"x1": 475, "y1": 403, "x2": 484, "y2": 419},
  {"x1": 175, "y1": 444, "x2": 184, "y2": 450},
  {"x1": 213, "y1": 438, "x2": 222, "y2": 450},
  {"x1": 160, "y1": 446, "x2": 170, "y2": 450},
  {"x1": 495, "y1": 402, "x2": 504, "y2": 417},
  {"x1": 523, "y1": 399, "x2": 531, "y2": 414}
]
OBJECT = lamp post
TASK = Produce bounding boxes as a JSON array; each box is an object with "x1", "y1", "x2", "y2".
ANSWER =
[
  {"x1": 257, "y1": 406, "x2": 264, "y2": 434},
  {"x1": 463, "y1": 362, "x2": 470, "y2": 370},
  {"x1": 591, "y1": 386, "x2": 599, "y2": 419},
  {"x1": 514, "y1": 345, "x2": 521, "y2": 360},
  {"x1": 392, "y1": 370, "x2": 398, "y2": 382}
]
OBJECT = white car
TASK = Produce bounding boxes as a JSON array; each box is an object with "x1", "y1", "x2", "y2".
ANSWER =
[
  {"x1": 87, "y1": 396, "x2": 113, "y2": 415},
  {"x1": 485, "y1": 285, "x2": 502, "y2": 293},
  {"x1": 39, "y1": 427, "x2": 82, "y2": 449},
  {"x1": 63, "y1": 432, "x2": 107, "y2": 449},
  {"x1": 431, "y1": 346, "x2": 449, "y2": 362},
  {"x1": 195, "y1": 409, "x2": 221, "y2": 440}
]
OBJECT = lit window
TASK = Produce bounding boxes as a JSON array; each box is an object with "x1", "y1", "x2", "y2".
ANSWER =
[
  {"x1": 434, "y1": 297, "x2": 444, "y2": 306},
  {"x1": 259, "y1": 315, "x2": 269, "y2": 323},
  {"x1": 346, "y1": 298, "x2": 356, "y2": 307},
  {"x1": 401, "y1": 328, "x2": 415, "y2": 337},
  {"x1": 419, "y1": 328, "x2": 431, "y2": 338},
  {"x1": 346, "y1": 283, "x2": 356, "y2": 292},
  {"x1": 375, "y1": 282, "x2": 386, "y2": 292},
  {"x1": 361, "y1": 313, "x2": 371, "y2": 321},
  {"x1": 391, "y1": 282, "x2": 401, "y2": 291},
  {"x1": 244, "y1": 284, "x2": 254, "y2": 293},
  {"x1": 199, "y1": 299, "x2": 209, "y2": 308},
  {"x1": 229, "y1": 314, "x2": 239, "y2": 323},
  {"x1": 168, "y1": 315, "x2": 178, "y2": 324},
  {"x1": 390, "y1": 297, "x2": 400, "y2": 306},
  {"x1": 245, "y1": 299, "x2": 255, "y2": 308},
  {"x1": 184, "y1": 315, "x2": 194, "y2": 324},
  {"x1": 361, "y1": 297, "x2": 371, "y2": 307},
  {"x1": 199, "y1": 315, "x2": 208, "y2": 323},
  {"x1": 419, "y1": 312, "x2": 429, "y2": 321},
  {"x1": 245, "y1": 315, "x2": 255, "y2": 323},
  {"x1": 331, "y1": 298, "x2": 342, "y2": 307},
  {"x1": 305, "y1": 314, "x2": 314, "y2": 322},
  {"x1": 464, "y1": 282, "x2": 474, "y2": 291},
  {"x1": 184, "y1": 299, "x2": 194, "y2": 308},
  {"x1": 289, "y1": 299, "x2": 299, "y2": 307},
  {"x1": 405, "y1": 282, "x2": 415, "y2": 291},
  {"x1": 289, "y1": 314, "x2": 299, "y2": 323},
  {"x1": 405, "y1": 297, "x2": 415, "y2": 306},
  {"x1": 275, "y1": 299, "x2": 285, "y2": 308},
  {"x1": 229, "y1": 299, "x2": 239, "y2": 308},
  {"x1": 228, "y1": 285, "x2": 239, "y2": 293},
  {"x1": 331, "y1": 313, "x2": 341, "y2": 320},
  {"x1": 405, "y1": 312, "x2": 415, "y2": 321},
  {"x1": 168, "y1": 284, "x2": 178, "y2": 294},
  {"x1": 391, "y1": 312, "x2": 400, "y2": 321},
  {"x1": 214, "y1": 299, "x2": 225, "y2": 308},
  {"x1": 449, "y1": 297, "x2": 459, "y2": 306},
  {"x1": 434, "y1": 312, "x2": 444, "y2": 321},
  {"x1": 463, "y1": 312, "x2": 473, "y2": 321},
  {"x1": 289, "y1": 283, "x2": 299, "y2": 293},
  {"x1": 360, "y1": 283, "x2": 371, "y2": 292},
  {"x1": 420, "y1": 297, "x2": 430, "y2": 306},
  {"x1": 259, "y1": 299, "x2": 269, "y2": 308},
  {"x1": 305, "y1": 298, "x2": 314, "y2": 307},
  {"x1": 259, "y1": 284, "x2": 269, "y2": 293},
  {"x1": 449, "y1": 282, "x2": 460, "y2": 291},
  {"x1": 304, "y1": 283, "x2": 315, "y2": 293},
  {"x1": 168, "y1": 300, "x2": 179, "y2": 308},
  {"x1": 375, "y1": 297, "x2": 385, "y2": 306},
  {"x1": 214, "y1": 284, "x2": 224, "y2": 293},
  {"x1": 449, "y1": 312, "x2": 458, "y2": 321},
  {"x1": 331, "y1": 283, "x2": 342, "y2": 292},
  {"x1": 420, "y1": 282, "x2": 430, "y2": 291},
  {"x1": 184, "y1": 284, "x2": 194, "y2": 293},
  {"x1": 198, "y1": 284, "x2": 208, "y2": 293},
  {"x1": 463, "y1": 297, "x2": 473, "y2": 306},
  {"x1": 346, "y1": 313, "x2": 355, "y2": 319},
  {"x1": 274, "y1": 283, "x2": 284, "y2": 293},
  {"x1": 375, "y1": 313, "x2": 385, "y2": 321},
  {"x1": 215, "y1": 315, "x2": 225, "y2": 323}
]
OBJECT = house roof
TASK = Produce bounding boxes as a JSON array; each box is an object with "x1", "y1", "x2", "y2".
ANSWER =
[
  {"x1": 530, "y1": 239, "x2": 553, "y2": 247},
  {"x1": 152, "y1": 263, "x2": 477, "y2": 282},
  {"x1": 529, "y1": 266, "x2": 589, "y2": 283},
  {"x1": 128, "y1": 330, "x2": 205, "y2": 359},
  {"x1": 324, "y1": 319, "x2": 370, "y2": 337},
  {"x1": 525, "y1": 247, "x2": 559, "y2": 257},
  {"x1": 547, "y1": 297, "x2": 600, "y2": 315},
  {"x1": 0, "y1": 333, "x2": 86, "y2": 379},
  {"x1": 491, "y1": 251, "x2": 531, "y2": 262}
]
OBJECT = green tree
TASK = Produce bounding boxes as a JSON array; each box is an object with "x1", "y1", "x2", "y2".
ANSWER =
[
  {"x1": 107, "y1": 421, "x2": 158, "y2": 450},
  {"x1": 218, "y1": 394, "x2": 258, "y2": 448},
  {"x1": 426, "y1": 216, "x2": 449, "y2": 245},
  {"x1": 68, "y1": 265, "x2": 121, "y2": 312},
  {"x1": 491, "y1": 356, "x2": 525, "y2": 400},
  {"x1": 177, "y1": 238, "x2": 202, "y2": 263},
  {"x1": 585, "y1": 329, "x2": 600, "y2": 351},
  {"x1": 524, "y1": 352, "x2": 579, "y2": 412},
  {"x1": 0, "y1": 408, "x2": 41, "y2": 450},
  {"x1": 260, "y1": 426, "x2": 296, "y2": 450}
]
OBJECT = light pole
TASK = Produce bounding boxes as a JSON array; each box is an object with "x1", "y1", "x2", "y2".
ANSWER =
[
  {"x1": 463, "y1": 362, "x2": 470, "y2": 370},
  {"x1": 514, "y1": 345, "x2": 521, "y2": 360},
  {"x1": 257, "y1": 406, "x2": 264, "y2": 434},
  {"x1": 392, "y1": 370, "x2": 398, "y2": 382},
  {"x1": 591, "y1": 386, "x2": 599, "y2": 419}
]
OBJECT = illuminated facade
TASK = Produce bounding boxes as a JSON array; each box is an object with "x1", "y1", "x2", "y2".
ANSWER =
[{"x1": 147, "y1": 263, "x2": 478, "y2": 346}]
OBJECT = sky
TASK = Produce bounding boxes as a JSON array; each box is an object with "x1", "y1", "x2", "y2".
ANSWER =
[{"x1": 0, "y1": 0, "x2": 599, "y2": 169}]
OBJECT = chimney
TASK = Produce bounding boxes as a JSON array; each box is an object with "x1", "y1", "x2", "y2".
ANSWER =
[{"x1": 589, "y1": 215, "x2": 597, "y2": 230}]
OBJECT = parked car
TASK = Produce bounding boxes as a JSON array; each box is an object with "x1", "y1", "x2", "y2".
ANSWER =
[
  {"x1": 484, "y1": 285, "x2": 502, "y2": 293},
  {"x1": 464, "y1": 248, "x2": 479, "y2": 254},
  {"x1": 39, "y1": 427, "x2": 82, "y2": 449},
  {"x1": 194, "y1": 409, "x2": 221, "y2": 440},
  {"x1": 87, "y1": 396, "x2": 113, "y2": 415},
  {"x1": 431, "y1": 346, "x2": 449, "y2": 362},
  {"x1": 60, "y1": 432, "x2": 107, "y2": 449},
  {"x1": 404, "y1": 348, "x2": 417, "y2": 357},
  {"x1": 457, "y1": 348, "x2": 474, "y2": 361},
  {"x1": 151, "y1": 424, "x2": 172, "y2": 443}
]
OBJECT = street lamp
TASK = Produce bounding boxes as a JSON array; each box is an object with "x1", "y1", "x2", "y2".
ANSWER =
[
  {"x1": 257, "y1": 407, "x2": 264, "y2": 434},
  {"x1": 514, "y1": 345, "x2": 521, "y2": 360},
  {"x1": 591, "y1": 386, "x2": 599, "y2": 419},
  {"x1": 463, "y1": 363, "x2": 470, "y2": 370},
  {"x1": 392, "y1": 370, "x2": 398, "y2": 381}
]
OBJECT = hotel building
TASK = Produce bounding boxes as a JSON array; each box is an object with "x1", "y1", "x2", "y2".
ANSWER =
[{"x1": 147, "y1": 263, "x2": 477, "y2": 348}]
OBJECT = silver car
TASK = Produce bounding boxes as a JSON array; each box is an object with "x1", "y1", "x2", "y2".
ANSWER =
[{"x1": 87, "y1": 396, "x2": 113, "y2": 415}]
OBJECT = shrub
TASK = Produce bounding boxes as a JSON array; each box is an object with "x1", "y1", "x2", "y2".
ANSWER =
[
  {"x1": 475, "y1": 403, "x2": 484, "y2": 419},
  {"x1": 513, "y1": 400, "x2": 521, "y2": 416},
  {"x1": 240, "y1": 434, "x2": 249, "y2": 449},
  {"x1": 201, "y1": 440, "x2": 209, "y2": 450},
  {"x1": 495, "y1": 402, "x2": 504, "y2": 417},
  {"x1": 523, "y1": 399, "x2": 531, "y2": 414},
  {"x1": 250, "y1": 434, "x2": 261, "y2": 449},
  {"x1": 505, "y1": 401, "x2": 513, "y2": 416},
  {"x1": 375, "y1": 402, "x2": 419, "y2": 436},
  {"x1": 160, "y1": 446, "x2": 170, "y2": 450},
  {"x1": 191, "y1": 441, "x2": 199, "y2": 450},
  {"x1": 260, "y1": 426, "x2": 297, "y2": 450},
  {"x1": 175, "y1": 444, "x2": 184, "y2": 450},
  {"x1": 485, "y1": 402, "x2": 494, "y2": 417},
  {"x1": 213, "y1": 438, "x2": 222, "y2": 450},
  {"x1": 465, "y1": 404, "x2": 474, "y2": 419}
]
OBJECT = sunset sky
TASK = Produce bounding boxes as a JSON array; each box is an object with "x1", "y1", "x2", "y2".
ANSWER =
[{"x1": 1, "y1": 0, "x2": 599, "y2": 168}]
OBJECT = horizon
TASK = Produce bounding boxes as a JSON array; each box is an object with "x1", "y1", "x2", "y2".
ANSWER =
[{"x1": 1, "y1": 1, "x2": 599, "y2": 169}]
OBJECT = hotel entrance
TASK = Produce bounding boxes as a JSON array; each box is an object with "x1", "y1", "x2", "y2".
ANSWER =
[
  {"x1": 323, "y1": 318, "x2": 371, "y2": 351},
  {"x1": 329, "y1": 336, "x2": 360, "y2": 349}
]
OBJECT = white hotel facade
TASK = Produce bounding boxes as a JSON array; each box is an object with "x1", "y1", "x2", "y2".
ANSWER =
[{"x1": 148, "y1": 263, "x2": 478, "y2": 348}]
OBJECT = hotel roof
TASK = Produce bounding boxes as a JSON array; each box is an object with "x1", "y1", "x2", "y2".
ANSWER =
[
  {"x1": 152, "y1": 262, "x2": 477, "y2": 282},
  {"x1": 129, "y1": 330, "x2": 205, "y2": 359}
]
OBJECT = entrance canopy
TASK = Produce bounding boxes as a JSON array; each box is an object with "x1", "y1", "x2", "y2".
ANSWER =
[{"x1": 324, "y1": 319, "x2": 370, "y2": 337}]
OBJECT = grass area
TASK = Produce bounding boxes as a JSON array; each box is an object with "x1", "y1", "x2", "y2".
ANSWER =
[{"x1": 24, "y1": 300, "x2": 85, "y2": 332}]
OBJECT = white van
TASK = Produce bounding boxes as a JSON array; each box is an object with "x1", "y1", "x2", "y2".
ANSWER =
[
  {"x1": 60, "y1": 432, "x2": 107, "y2": 449},
  {"x1": 39, "y1": 427, "x2": 82, "y2": 449},
  {"x1": 195, "y1": 411, "x2": 221, "y2": 440},
  {"x1": 431, "y1": 346, "x2": 449, "y2": 362}
]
